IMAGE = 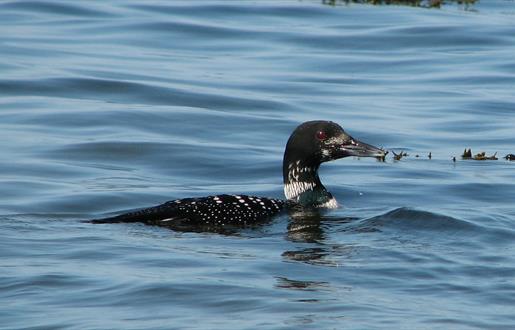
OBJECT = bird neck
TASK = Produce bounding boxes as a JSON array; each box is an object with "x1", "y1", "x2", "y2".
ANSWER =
[{"x1": 282, "y1": 159, "x2": 335, "y2": 207}]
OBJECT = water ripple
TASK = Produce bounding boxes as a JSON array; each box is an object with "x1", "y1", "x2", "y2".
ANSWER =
[{"x1": 1, "y1": 1, "x2": 515, "y2": 329}]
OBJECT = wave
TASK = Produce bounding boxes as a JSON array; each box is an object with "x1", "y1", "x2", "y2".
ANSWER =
[
  {"x1": 360, "y1": 207, "x2": 475, "y2": 232},
  {"x1": 346, "y1": 207, "x2": 515, "y2": 246},
  {"x1": 0, "y1": 77, "x2": 287, "y2": 111}
]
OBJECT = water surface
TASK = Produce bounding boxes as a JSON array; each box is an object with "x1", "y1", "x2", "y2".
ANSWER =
[{"x1": 1, "y1": 1, "x2": 515, "y2": 329}]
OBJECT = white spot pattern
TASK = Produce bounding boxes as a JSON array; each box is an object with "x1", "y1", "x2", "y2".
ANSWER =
[{"x1": 144, "y1": 194, "x2": 286, "y2": 228}]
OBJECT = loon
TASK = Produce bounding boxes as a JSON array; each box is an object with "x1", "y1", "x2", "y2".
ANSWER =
[{"x1": 89, "y1": 121, "x2": 385, "y2": 230}]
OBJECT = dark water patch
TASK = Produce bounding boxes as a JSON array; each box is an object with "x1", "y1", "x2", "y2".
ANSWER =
[
  {"x1": 0, "y1": 1, "x2": 116, "y2": 18},
  {"x1": 119, "y1": 21, "x2": 268, "y2": 40},
  {"x1": 129, "y1": 2, "x2": 336, "y2": 20},
  {"x1": 357, "y1": 207, "x2": 515, "y2": 244},
  {"x1": 0, "y1": 78, "x2": 289, "y2": 111},
  {"x1": 356, "y1": 207, "x2": 477, "y2": 236},
  {"x1": 0, "y1": 274, "x2": 101, "y2": 294},
  {"x1": 42, "y1": 139, "x2": 282, "y2": 185},
  {"x1": 287, "y1": 29, "x2": 507, "y2": 52},
  {"x1": 466, "y1": 99, "x2": 515, "y2": 117},
  {"x1": 437, "y1": 182, "x2": 515, "y2": 206},
  {"x1": 51, "y1": 141, "x2": 171, "y2": 161}
]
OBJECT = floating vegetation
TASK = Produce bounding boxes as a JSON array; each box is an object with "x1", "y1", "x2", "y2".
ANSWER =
[
  {"x1": 392, "y1": 150, "x2": 408, "y2": 161},
  {"x1": 379, "y1": 148, "x2": 512, "y2": 162},
  {"x1": 460, "y1": 148, "x2": 498, "y2": 161},
  {"x1": 321, "y1": 0, "x2": 477, "y2": 9},
  {"x1": 462, "y1": 148, "x2": 472, "y2": 159},
  {"x1": 473, "y1": 152, "x2": 498, "y2": 161}
]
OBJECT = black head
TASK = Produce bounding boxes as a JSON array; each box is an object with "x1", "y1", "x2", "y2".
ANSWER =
[
  {"x1": 282, "y1": 120, "x2": 386, "y2": 204},
  {"x1": 283, "y1": 120, "x2": 385, "y2": 171}
]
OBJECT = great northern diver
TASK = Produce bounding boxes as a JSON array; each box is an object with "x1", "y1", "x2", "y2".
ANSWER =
[{"x1": 89, "y1": 121, "x2": 385, "y2": 229}]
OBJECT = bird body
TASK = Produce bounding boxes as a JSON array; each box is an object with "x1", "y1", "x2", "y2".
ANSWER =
[
  {"x1": 89, "y1": 121, "x2": 385, "y2": 230},
  {"x1": 91, "y1": 194, "x2": 285, "y2": 229}
]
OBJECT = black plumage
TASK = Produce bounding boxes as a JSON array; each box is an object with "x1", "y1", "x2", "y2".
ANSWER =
[
  {"x1": 88, "y1": 121, "x2": 385, "y2": 230},
  {"x1": 90, "y1": 195, "x2": 285, "y2": 228}
]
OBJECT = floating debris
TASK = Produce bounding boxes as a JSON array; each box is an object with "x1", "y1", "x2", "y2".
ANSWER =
[
  {"x1": 392, "y1": 151, "x2": 408, "y2": 161},
  {"x1": 376, "y1": 148, "x2": 512, "y2": 162},
  {"x1": 321, "y1": 0, "x2": 477, "y2": 9},
  {"x1": 473, "y1": 152, "x2": 498, "y2": 161},
  {"x1": 462, "y1": 148, "x2": 496, "y2": 160}
]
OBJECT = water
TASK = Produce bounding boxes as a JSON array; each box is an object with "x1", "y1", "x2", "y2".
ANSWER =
[{"x1": 1, "y1": 0, "x2": 515, "y2": 328}]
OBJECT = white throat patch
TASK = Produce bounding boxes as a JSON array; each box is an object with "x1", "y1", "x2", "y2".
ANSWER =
[{"x1": 284, "y1": 181, "x2": 315, "y2": 200}]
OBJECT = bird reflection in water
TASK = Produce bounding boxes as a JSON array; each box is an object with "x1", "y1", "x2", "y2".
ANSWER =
[
  {"x1": 275, "y1": 276, "x2": 330, "y2": 292},
  {"x1": 283, "y1": 207, "x2": 358, "y2": 266}
]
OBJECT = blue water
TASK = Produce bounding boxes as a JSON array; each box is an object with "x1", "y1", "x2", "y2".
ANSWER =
[{"x1": 1, "y1": 0, "x2": 515, "y2": 329}]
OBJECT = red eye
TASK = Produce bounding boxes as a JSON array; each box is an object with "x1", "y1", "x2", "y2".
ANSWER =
[{"x1": 316, "y1": 130, "x2": 327, "y2": 141}]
